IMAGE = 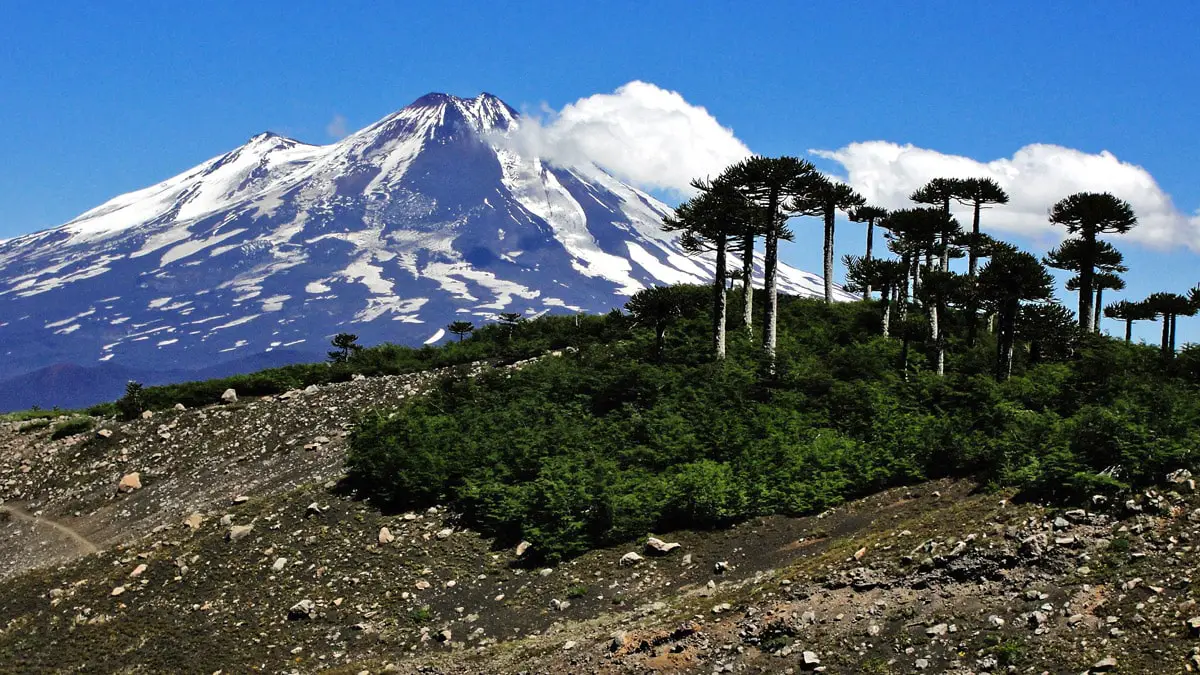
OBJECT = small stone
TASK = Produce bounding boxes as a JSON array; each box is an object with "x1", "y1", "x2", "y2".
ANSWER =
[
  {"x1": 853, "y1": 545, "x2": 868, "y2": 560},
  {"x1": 378, "y1": 527, "x2": 395, "y2": 545},
  {"x1": 609, "y1": 631, "x2": 628, "y2": 652},
  {"x1": 415, "y1": 580, "x2": 431, "y2": 590},
  {"x1": 926, "y1": 623, "x2": 948, "y2": 637},
  {"x1": 538, "y1": 567, "x2": 552, "y2": 577},
  {"x1": 130, "y1": 564, "x2": 147, "y2": 578},
  {"x1": 515, "y1": 540, "x2": 531, "y2": 557},
  {"x1": 1091, "y1": 656, "x2": 1117, "y2": 671},
  {"x1": 174, "y1": 403, "x2": 186, "y2": 411},
  {"x1": 272, "y1": 557, "x2": 288, "y2": 572},
  {"x1": 619, "y1": 552, "x2": 643, "y2": 566},
  {"x1": 111, "y1": 586, "x2": 126, "y2": 597},
  {"x1": 1187, "y1": 616, "x2": 1200, "y2": 637},
  {"x1": 226, "y1": 524, "x2": 253, "y2": 541},
  {"x1": 183, "y1": 513, "x2": 204, "y2": 530},
  {"x1": 801, "y1": 651, "x2": 820, "y2": 667},
  {"x1": 96, "y1": 429, "x2": 113, "y2": 439},
  {"x1": 436, "y1": 527, "x2": 453, "y2": 539},
  {"x1": 117, "y1": 472, "x2": 141, "y2": 493},
  {"x1": 562, "y1": 640, "x2": 576, "y2": 651},
  {"x1": 232, "y1": 495, "x2": 249, "y2": 505},
  {"x1": 714, "y1": 560, "x2": 729, "y2": 574},
  {"x1": 305, "y1": 502, "x2": 323, "y2": 517},
  {"x1": 915, "y1": 658, "x2": 929, "y2": 670},
  {"x1": 288, "y1": 599, "x2": 315, "y2": 620},
  {"x1": 141, "y1": 410, "x2": 154, "y2": 419},
  {"x1": 221, "y1": 388, "x2": 238, "y2": 404}
]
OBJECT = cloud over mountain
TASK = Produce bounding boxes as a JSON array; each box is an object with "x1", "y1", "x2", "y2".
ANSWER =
[
  {"x1": 504, "y1": 81, "x2": 751, "y2": 197},
  {"x1": 812, "y1": 141, "x2": 1200, "y2": 251}
]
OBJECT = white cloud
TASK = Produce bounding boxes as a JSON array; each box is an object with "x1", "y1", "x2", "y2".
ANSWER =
[
  {"x1": 812, "y1": 141, "x2": 1200, "y2": 251},
  {"x1": 503, "y1": 81, "x2": 750, "y2": 197},
  {"x1": 325, "y1": 114, "x2": 349, "y2": 140}
]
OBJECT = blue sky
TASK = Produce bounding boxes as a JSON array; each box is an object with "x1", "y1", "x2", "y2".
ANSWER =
[{"x1": 2, "y1": 1, "x2": 1197, "y2": 342}]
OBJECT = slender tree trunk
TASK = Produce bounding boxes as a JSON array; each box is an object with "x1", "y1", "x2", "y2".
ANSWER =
[
  {"x1": 899, "y1": 254, "x2": 911, "y2": 379},
  {"x1": 1170, "y1": 314, "x2": 1178, "y2": 354},
  {"x1": 940, "y1": 195, "x2": 951, "y2": 271},
  {"x1": 741, "y1": 231, "x2": 754, "y2": 337},
  {"x1": 713, "y1": 238, "x2": 728, "y2": 360},
  {"x1": 762, "y1": 190, "x2": 782, "y2": 365},
  {"x1": 1161, "y1": 314, "x2": 1171, "y2": 358},
  {"x1": 1094, "y1": 288, "x2": 1104, "y2": 334},
  {"x1": 1079, "y1": 233, "x2": 1096, "y2": 332},
  {"x1": 935, "y1": 299, "x2": 946, "y2": 377},
  {"x1": 999, "y1": 301, "x2": 1017, "y2": 380},
  {"x1": 1124, "y1": 319, "x2": 1132, "y2": 343},
  {"x1": 863, "y1": 219, "x2": 874, "y2": 301},
  {"x1": 968, "y1": 200, "x2": 982, "y2": 277},
  {"x1": 823, "y1": 207, "x2": 836, "y2": 304},
  {"x1": 881, "y1": 287, "x2": 892, "y2": 337}
]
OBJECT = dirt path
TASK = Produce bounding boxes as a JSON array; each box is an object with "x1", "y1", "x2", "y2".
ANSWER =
[{"x1": 0, "y1": 504, "x2": 98, "y2": 554}]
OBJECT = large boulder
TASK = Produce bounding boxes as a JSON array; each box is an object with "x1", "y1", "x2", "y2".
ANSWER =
[{"x1": 221, "y1": 388, "x2": 238, "y2": 404}]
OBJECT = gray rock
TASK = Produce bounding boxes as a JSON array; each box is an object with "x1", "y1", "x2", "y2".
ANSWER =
[
  {"x1": 221, "y1": 388, "x2": 238, "y2": 404},
  {"x1": 645, "y1": 536, "x2": 681, "y2": 554},
  {"x1": 227, "y1": 524, "x2": 253, "y2": 541},
  {"x1": 288, "y1": 599, "x2": 315, "y2": 620}
]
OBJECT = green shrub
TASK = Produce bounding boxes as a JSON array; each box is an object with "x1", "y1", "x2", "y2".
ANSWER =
[{"x1": 50, "y1": 416, "x2": 93, "y2": 440}]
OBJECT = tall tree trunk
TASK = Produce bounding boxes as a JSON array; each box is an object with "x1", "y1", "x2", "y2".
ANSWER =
[
  {"x1": 1170, "y1": 314, "x2": 1178, "y2": 354},
  {"x1": 762, "y1": 190, "x2": 782, "y2": 365},
  {"x1": 881, "y1": 287, "x2": 892, "y2": 337},
  {"x1": 741, "y1": 231, "x2": 754, "y2": 337},
  {"x1": 931, "y1": 300, "x2": 940, "y2": 374},
  {"x1": 1093, "y1": 288, "x2": 1104, "y2": 334},
  {"x1": 940, "y1": 195, "x2": 952, "y2": 271},
  {"x1": 899, "y1": 255, "x2": 911, "y2": 379},
  {"x1": 1161, "y1": 314, "x2": 1172, "y2": 358},
  {"x1": 713, "y1": 237, "x2": 728, "y2": 360},
  {"x1": 1079, "y1": 233, "x2": 1096, "y2": 332},
  {"x1": 823, "y1": 207, "x2": 836, "y2": 304},
  {"x1": 1124, "y1": 319, "x2": 1132, "y2": 343},
  {"x1": 998, "y1": 301, "x2": 1017, "y2": 380},
  {"x1": 863, "y1": 219, "x2": 875, "y2": 301},
  {"x1": 968, "y1": 200, "x2": 982, "y2": 277}
]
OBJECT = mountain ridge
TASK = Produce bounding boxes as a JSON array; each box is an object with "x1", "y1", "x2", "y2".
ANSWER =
[{"x1": 0, "y1": 91, "x2": 843, "y2": 410}]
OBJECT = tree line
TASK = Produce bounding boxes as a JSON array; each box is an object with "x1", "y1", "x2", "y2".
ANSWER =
[{"x1": 658, "y1": 156, "x2": 1199, "y2": 378}]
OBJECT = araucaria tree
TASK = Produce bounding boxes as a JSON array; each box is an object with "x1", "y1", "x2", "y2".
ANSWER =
[
  {"x1": 910, "y1": 178, "x2": 960, "y2": 270},
  {"x1": 447, "y1": 321, "x2": 475, "y2": 342},
  {"x1": 665, "y1": 180, "x2": 760, "y2": 359},
  {"x1": 790, "y1": 175, "x2": 865, "y2": 304},
  {"x1": 1144, "y1": 292, "x2": 1196, "y2": 358},
  {"x1": 977, "y1": 250, "x2": 1055, "y2": 379},
  {"x1": 1048, "y1": 192, "x2": 1138, "y2": 332},
  {"x1": 327, "y1": 333, "x2": 362, "y2": 363},
  {"x1": 721, "y1": 156, "x2": 818, "y2": 363},
  {"x1": 1044, "y1": 238, "x2": 1127, "y2": 333},
  {"x1": 625, "y1": 285, "x2": 692, "y2": 360},
  {"x1": 952, "y1": 178, "x2": 1009, "y2": 276},
  {"x1": 1103, "y1": 299, "x2": 1153, "y2": 342},
  {"x1": 848, "y1": 205, "x2": 889, "y2": 300}
]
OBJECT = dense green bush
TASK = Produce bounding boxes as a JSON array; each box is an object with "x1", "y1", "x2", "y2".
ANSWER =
[
  {"x1": 49, "y1": 416, "x2": 93, "y2": 440},
  {"x1": 346, "y1": 291, "x2": 1200, "y2": 561}
]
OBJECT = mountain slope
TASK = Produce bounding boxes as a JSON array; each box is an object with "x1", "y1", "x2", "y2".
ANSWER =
[{"x1": 0, "y1": 92, "x2": 842, "y2": 408}]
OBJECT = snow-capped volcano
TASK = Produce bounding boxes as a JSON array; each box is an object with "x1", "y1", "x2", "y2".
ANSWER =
[{"x1": 0, "y1": 92, "x2": 839, "y2": 407}]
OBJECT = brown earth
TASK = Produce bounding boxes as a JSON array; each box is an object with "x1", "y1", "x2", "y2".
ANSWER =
[{"x1": 2, "y1": 367, "x2": 1200, "y2": 674}]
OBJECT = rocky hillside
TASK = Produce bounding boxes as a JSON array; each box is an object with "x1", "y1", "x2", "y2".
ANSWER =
[{"x1": 3, "y1": 364, "x2": 1200, "y2": 674}]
